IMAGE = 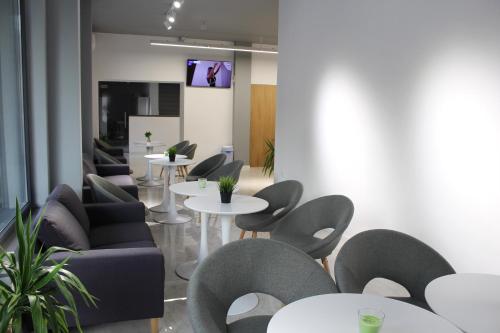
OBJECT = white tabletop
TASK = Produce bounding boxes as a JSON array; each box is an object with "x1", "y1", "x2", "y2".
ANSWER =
[
  {"x1": 170, "y1": 181, "x2": 239, "y2": 196},
  {"x1": 425, "y1": 273, "x2": 500, "y2": 333},
  {"x1": 145, "y1": 153, "x2": 187, "y2": 160},
  {"x1": 134, "y1": 141, "x2": 166, "y2": 147},
  {"x1": 150, "y1": 158, "x2": 194, "y2": 167},
  {"x1": 267, "y1": 294, "x2": 462, "y2": 333},
  {"x1": 184, "y1": 194, "x2": 268, "y2": 215}
]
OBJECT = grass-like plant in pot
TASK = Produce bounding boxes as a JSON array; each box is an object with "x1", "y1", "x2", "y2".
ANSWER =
[
  {"x1": 167, "y1": 147, "x2": 177, "y2": 162},
  {"x1": 0, "y1": 201, "x2": 96, "y2": 333},
  {"x1": 218, "y1": 176, "x2": 236, "y2": 203},
  {"x1": 262, "y1": 139, "x2": 274, "y2": 177},
  {"x1": 144, "y1": 131, "x2": 152, "y2": 143}
]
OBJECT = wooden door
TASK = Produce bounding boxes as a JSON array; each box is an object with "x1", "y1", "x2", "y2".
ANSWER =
[{"x1": 250, "y1": 84, "x2": 276, "y2": 167}]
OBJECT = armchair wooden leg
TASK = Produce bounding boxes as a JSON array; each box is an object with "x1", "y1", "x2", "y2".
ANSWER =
[
  {"x1": 239, "y1": 230, "x2": 246, "y2": 239},
  {"x1": 160, "y1": 167, "x2": 164, "y2": 178},
  {"x1": 150, "y1": 318, "x2": 159, "y2": 333},
  {"x1": 252, "y1": 231, "x2": 257, "y2": 239},
  {"x1": 321, "y1": 257, "x2": 331, "y2": 274}
]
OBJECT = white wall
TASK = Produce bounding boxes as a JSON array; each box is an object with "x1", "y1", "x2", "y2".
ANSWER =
[
  {"x1": 128, "y1": 116, "x2": 180, "y2": 153},
  {"x1": 92, "y1": 33, "x2": 234, "y2": 161},
  {"x1": 277, "y1": 0, "x2": 500, "y2": 274},
  {"x1": 251, "y1": 52, "x2": 278, "y2": 85}
]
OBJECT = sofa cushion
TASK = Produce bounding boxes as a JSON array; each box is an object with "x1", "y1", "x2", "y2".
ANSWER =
[
  {"x1": 92, "y1": 240, "x2": 155, "y2": 250},
  {"x1": 90, "y1": 223, "x2": 153, "y2": 248},
  {"x1": 38, "y1": 200, "x2": 90, "y2": 251},
  {"x1": 104, "y1": 175, "x2": 136, "y2": 187},
  {"x1": 48, "y1": 184, "x2": 90, "y2": 235}
]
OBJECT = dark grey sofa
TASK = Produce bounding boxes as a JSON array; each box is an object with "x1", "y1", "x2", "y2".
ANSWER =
[
  {"x1": 36, "y1": 184, "x2": 164, "y2": 328},
  {"x1": 82, "y1": 154, "x2": 137, "y2": 203}
]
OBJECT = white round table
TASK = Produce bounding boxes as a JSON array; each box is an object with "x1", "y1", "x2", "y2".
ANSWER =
[
  {"x1": 139, "y1": 154, "x2": 186, "y2": 187},
  {"x1": 172, "y1": 181, "x2": 239, "y2": 280},
  {"x1": 268, "y1": 294, "x2": 462, "y2": 333},
  {"x1": 184, "y1": 194, "x2": 268, "y2": 316},
  {"x1": 426, "y1": 273, "x2": 500, "y2": 333},
  {"x1": 148, "y1": 158, "x2": 194, "y2": 224},
  {"x1": 134, "y1": 141, "x2": 166, "y2": 181}
]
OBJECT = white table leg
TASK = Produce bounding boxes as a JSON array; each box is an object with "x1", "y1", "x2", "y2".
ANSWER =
[
  {"x1": 218, "y1": 214, "x2": 259, "y2": 316},
  {"x1": 153, "y1": 165, "x2": 191, "y2": 224},
  {"x1": 139, "y1": 160, "x2": 163, "y2": 186},
  {"x1": 175, "y1": 212, "x2": 208, "y2": 280}
]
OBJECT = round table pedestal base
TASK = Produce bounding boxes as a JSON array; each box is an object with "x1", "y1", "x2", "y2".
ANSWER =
[
  {"x1": 175, "y1": 261, "x2": 197, "y2": 280},
  {"x1": 154, "y1": 213, "x2": 192, "y2": 225},
  {"x1": 227, "y1": 294, "x2": 259, "y2": 316},
  {"x1": 138, "y1": 179, "x2": 163, "y2": 187},
  {"x1": 149, "y1": 204, "x2": 169, "y2": 213}
]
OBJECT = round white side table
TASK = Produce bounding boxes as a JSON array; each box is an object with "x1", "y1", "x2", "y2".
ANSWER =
[
  {"x1": 183, "y1": 194, "x2": 268, "y2": 316},
  {"x1": 268, "y1": 294, "x2": 462, "y2": 333},
  {"x1": 171, "y1": 181, "x2": 239, "y2": 280},
  {"x1": 138, "y1": 154, "x2": 187, "y2": 187},
  {"x1": 148, "y1": 158, "x2": 194, "y2": 224},
  {"x1": 134, "y1": 141, "x2": 166, "y2": 181},
  {"x1": 425, "y1": 273, "x2": 500, "y2": 333}
]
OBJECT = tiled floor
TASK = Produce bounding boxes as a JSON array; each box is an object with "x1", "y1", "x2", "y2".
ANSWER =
[{"x1": 82, "y1": 157, "x2": 406, "y2": 333}]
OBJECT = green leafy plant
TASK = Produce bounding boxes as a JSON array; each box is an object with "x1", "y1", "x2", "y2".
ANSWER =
[
  {"x1": 167, "y1": 147, "x2": 177, "y2": 155},
  {"x1": 218, "y1": 176, "x2": 236, "y2": 193},
  {"x1": 0, "y1": 201, "x2": 96, "y2": 333},
  {"x1": 262, "y1": 139, "x2": 274, "y2": 177},
  {"x1": 144, "y1": 131, "x2": 152, "y2": 139}
]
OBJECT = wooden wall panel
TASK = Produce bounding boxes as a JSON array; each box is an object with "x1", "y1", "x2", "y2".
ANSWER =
[{"x1": 250, "y1": 84, "x2": 276, "y2": 167}]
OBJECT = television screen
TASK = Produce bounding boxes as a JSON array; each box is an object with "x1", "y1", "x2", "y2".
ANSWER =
[{"x1": 186, "y1": 59, "x2": 232, "y2": 88}]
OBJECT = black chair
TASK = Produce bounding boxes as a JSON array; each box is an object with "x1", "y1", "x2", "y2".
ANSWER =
[
  {"x1": 188, "y1": 239, "x2": 337, "y2": 333},
  {"x1": 207, "y1": 160, "x2": 244, "y2": 182},
  {"x1": 334, "y1": 229, "x2": 456, "y2": 310},
  {"x1": 38, "y1": 184, "x2": 164, "y2": 330},
  {"x1": 185, "y1": 154, "x2": 226, "y2": 182},
  {"x1": 236, "y1": 180, "x2": 303, "y2": 239},
  {"x1": 271, "y1": 195, "x2": 354, "y2": 273}
]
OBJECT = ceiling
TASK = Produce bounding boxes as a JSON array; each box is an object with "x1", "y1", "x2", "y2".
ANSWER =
[{"x1": 91, "y1": 0, "x2": 279, "y2": 45}]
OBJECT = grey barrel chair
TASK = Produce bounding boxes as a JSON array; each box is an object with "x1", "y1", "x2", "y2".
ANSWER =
[
  {"x1": 185, "y1": 153, "x2": 226, "y2": 182},
  {"x1": 271, "y1": 195, "x2": 354, "y2": 273},
  {"x1": 334, "y1": 229, "x2": 455, "y2": 310},
  {"x1": 207, "y1": 160, "x2": 244, "y2": 182},
  {"x1": 236, "y1": 180, "x2": 303, "y2": 240},
  {"x1": 177, "y1": 143, "x2": 197, "y2": 177},
  {"x1": 86, "y1": 174, "x2": 140, "y2": 204},
  {"x1": 187, "y1": 239, "x2": 338, "y2": 333}
]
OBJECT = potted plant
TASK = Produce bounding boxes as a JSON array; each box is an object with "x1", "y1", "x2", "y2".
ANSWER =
[
  {"x1": 144, "y1": 131, "x2": 152, "y2": 144},
  {"x1": 262, "y1": 139, "x2": 274, "y2": 177},
  {"x1": 167, "y1": 146, "x2": 177, "y2": 162},
  {"x1": 218, "y1": 176, "x2": 236, "y2": 203},
  {"x1": 0, "y1": 201, "x2": 96, "y2": 333}
]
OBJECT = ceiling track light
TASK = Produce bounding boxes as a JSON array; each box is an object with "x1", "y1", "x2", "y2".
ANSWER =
[
  {"x1": 163, "y1": 20, "x2": 173, "y2": 30},
  {"x1": 173, "y1": 0, "x2": 184, "y2": 9},
  {"x1": 166, "y1": 9, "x2": 176, "y2": 23},
  {"x1": 150, "y1": 40, "x2": 279, "y2": 54}
]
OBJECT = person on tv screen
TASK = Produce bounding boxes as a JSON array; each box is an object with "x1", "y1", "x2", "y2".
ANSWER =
[{"x1": 206, "y1": 62, "x2": 222, "y2": 87}]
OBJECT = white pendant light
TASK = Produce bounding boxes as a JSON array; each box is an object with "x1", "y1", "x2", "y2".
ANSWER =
[
  {"x1": 166, "y1": 9, "x2": 176, "y2": 23},
  {"x1": 173, "y1": 0, "x2": 184, "y2": 9}
]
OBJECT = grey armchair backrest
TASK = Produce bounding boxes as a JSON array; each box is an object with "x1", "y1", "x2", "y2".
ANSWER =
[
  {"x1": 255, "y1": 180, "x2": 303, "y2": 219},
  {"x1": 179, "y1": 143, "x2": 197, "y2": 159},
  {"x1": 170, "y1": 140, "x2": 190, "y2": 152},
  {"x1": 271, "y1": 195, "x2": 354, "y2": 258},
  {"x1": 187, "y1": 239, "x2": 337, "y2": 333},
  {"x1": 86, "y1": 174, "x2": 137, "y2": 203},
  {"x1": 188, "y1": 154, "x2": 226, "y2": 178},
  {"x1": 207, "y1": 160, "x2": 244, "y2": 182},
  {"x1": 94, "y1": 148, "x2": 122, "y2": 165},
  {"x1": 334, "y1": 229, "x2": 455, "y2": 305}
]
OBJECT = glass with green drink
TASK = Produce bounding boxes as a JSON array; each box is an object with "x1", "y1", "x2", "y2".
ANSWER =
[{"x1": 358, "y1": 308, "x2": 384, "y2": 333}]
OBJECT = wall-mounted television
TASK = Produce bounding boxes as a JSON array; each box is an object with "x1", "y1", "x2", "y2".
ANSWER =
[{"x1": 186, "y1": 59, "x2": 232, "y2": 88}]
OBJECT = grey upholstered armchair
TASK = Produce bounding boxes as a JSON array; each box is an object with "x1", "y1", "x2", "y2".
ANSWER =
[
  {"x1": 185, "y1": 153, "x2": 226, "y2": 182},
  {"x1": 207, "y1": 160, "x2": 244, "y2": 182},
  {"x1": 271, "y1": 195, "x2": 354, "y2": 273},
  {"x1": 187, "y1": 239, "x2": 337, "y2": 333},
  {"x1": 334, "y1": 229, "x2": 455, "y2": 310},
  {"x1": 37, "y1": 184, "x2": 164, "y2": 330}
]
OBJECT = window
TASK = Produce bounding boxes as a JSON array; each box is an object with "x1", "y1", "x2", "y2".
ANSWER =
[{"x1": 0, "y1": 0, "x2": 29, "y2": 233}]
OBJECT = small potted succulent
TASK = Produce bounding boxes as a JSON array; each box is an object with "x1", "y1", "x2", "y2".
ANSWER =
[
  {"x1": 144, "y1": 131, "x2": 152, "y2": 144},
  {"x1": 218, "y1": 176, "x2": 236, "y2": 203},
  {"x1": 167, "y1": 146, "x2": 177, "y2": 162}
]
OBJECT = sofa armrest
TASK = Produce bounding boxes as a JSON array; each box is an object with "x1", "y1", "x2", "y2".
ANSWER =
[
  {"x1": 49, "y1": 248, "x2": 164, "y2": 327},
  {"x1": 85, "y1": 202, "x2": 145, "y2": 226},
  {"x1": 96, "y1": 164, "x2": 130, "y2": 176}
]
